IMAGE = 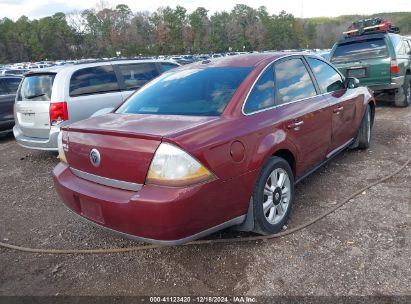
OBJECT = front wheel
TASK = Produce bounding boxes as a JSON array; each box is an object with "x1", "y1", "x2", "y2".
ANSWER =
[{"x1": 252, "y1": 157, "x2": 295, "y2": 235}]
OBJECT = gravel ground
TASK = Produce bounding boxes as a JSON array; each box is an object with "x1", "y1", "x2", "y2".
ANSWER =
[{"x1": 0, "y1": 101, "x2": 410, "y2": 297}]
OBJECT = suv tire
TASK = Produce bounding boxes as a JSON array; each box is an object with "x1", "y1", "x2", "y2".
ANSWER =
[
  {"x1": 252, "y1": 157, "x2": 294, "y2": 235},
  {"x1": 394, "y1": 74, "x2": 411, "y2": 107}
]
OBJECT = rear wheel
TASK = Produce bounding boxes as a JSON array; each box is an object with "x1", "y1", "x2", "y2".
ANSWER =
[
  {"x1": 394, "y1": 74, "x2": 411, "y2": 107},
  {"x1": 356, "y1": 104, "x2": 372, "y2": 150},
  {"x1": 252, "y1": 157, "x2": 294, "y2": 235}
]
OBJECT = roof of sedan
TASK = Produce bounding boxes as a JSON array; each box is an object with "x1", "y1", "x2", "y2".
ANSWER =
[{"x1": 183, "y1": 52, "x2": 310, "y2": 68}]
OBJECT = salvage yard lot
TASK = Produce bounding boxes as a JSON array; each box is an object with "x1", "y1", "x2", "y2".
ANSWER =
[{"x1": 0, "y1": 102, "x2": 410, "y2": 296}]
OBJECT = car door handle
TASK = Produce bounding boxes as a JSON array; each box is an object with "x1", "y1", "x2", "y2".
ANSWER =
[
  {"x1": 333, "y1": 106, "x2": 344, "y2": 113},
  {"x1": 287, "y1": 120, "x2": 304, "y2": 130}
]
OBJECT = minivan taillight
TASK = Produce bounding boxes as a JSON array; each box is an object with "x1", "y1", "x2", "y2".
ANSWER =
[
  {"x1": 390, "y1": 60, "x2": 399, "y2": 74},
  {"x1": 50, "y1": 102, "x2": 68, "y2": 126}
]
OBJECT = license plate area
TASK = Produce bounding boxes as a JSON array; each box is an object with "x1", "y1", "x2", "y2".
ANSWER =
[
  {"x1": 79, "y1": 197, "x2": 105, "y2": 224},
  {"x1": 347, "y1": 67, "x2": 367, "y2": 78}
]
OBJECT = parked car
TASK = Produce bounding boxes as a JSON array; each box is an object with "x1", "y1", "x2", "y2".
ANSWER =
[
  {"x1": 13, "y1": 60, "x2": 179, "y2": 150},
  {"x1": 53, "y1": 53, "x2": 375, "y2": 245},
  {"x1": 330, "y1": 18, "x2": 411, "y2": 107},
  {"x1": 0, "y1": 76, "x2": 22, "y2": 135}
]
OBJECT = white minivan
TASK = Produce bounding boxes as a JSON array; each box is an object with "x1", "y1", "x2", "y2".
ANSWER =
[{"x1": 13, "y1": 60, "x2": 179, "y2": 150}]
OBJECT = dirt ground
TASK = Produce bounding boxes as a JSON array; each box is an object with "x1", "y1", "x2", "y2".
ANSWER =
[{"x1": 0, "y1": 101, "x2": 410, "y2": 297}]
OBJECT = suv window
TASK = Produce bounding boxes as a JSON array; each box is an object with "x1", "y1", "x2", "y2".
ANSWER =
[
  {"x1": 160, "y1": 62, "x2": 179, "y2": 72},
  {"x1": 116, "y1": 67, "x2": 251, "y2": 116},
  {"x1": 118, "y1": 63, "x2": 159, "y2": 90},
  {"x1": 274, "y1": 58, "x2": 317, "y2": 104},
  {"x1": 307, "y1": 58, "x2": 345, "y2": 93},
  {"x1": 17, "y1": 74, "x2": 56, "y2": 101},
  {"x1": 70, "y1": 66, "x2": 119, "y2": 97},
  {"x1": 404, "y1": 39, "x2": 411, "y2": 54},
  {"x1": 331, "y1": 38, "x2": 388, "y2": 63},
  {"x1": 391, "y1": 35, "x2": 405, "y2": 55},
  {"x1": 0, "y1": 82, "x2": 7, "y2": 94},
  {"x1": 243, "y1": 66, "x2": 275, "y2": 114},
  {"x1": 3, "y1": 77, "x2": 21, "y2": 92}
]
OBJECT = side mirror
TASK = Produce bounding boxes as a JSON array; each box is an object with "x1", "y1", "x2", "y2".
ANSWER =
[{"x1": 345, "y1": 77, "x2": 360, "y2": 89}]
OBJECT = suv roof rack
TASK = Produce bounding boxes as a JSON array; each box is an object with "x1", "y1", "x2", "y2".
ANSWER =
[{"x1": 343, "y1": 17, "x2": 400, "y2": 38}]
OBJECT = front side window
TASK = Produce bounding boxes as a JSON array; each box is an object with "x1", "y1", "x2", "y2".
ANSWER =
[
  {"x1": 307, "y1": 58, "x2": 345, "y2": 93},
  {"x1": 118, "y1": 63, "x2": 159, "y2": 90},
  {"x1": 331, "y1": 38, "x2": 388, "y2": 63},
  {"x1": 69, "y1": 66, "x2": 119, "y2": 97},
  {"x1": 116, "y1": 67, "x2": 251, "y2": 116},
  {"x1": 274, "y1": 58, "x2": 317, "y2": 105},
  {"x1": 243, "y1": 66, "x2": 275, "y2": 114}
]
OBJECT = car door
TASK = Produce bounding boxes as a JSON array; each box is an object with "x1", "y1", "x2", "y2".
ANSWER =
[
  {"x1": 1, "y1": 77, "x2": 21, "y2": 126},
  {"x1": 0, "y1": 80, "x2": 14, "y2": 126},
  {"x1": 306, "y1": 57, "x2": 362, "y2": 156},
  {"x1": 273, "y1": 57, "x2": 332, "y2": 176}
]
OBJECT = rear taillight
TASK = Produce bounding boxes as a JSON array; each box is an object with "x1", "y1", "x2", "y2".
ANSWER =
[
  {"x1": 390, "y1": 60, "x2": 399, "y2": 74},
  {"x1": 50, "y1": 102, "x2": 68, "y2": 126}
]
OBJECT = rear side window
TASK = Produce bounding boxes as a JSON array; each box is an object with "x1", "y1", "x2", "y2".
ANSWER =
[
  {"x1": 274, "y1": 58, "x2": 317, "y2": 104},
  {"x1": 404, "y1": 40, "x2": 411, "y2": 54},
  {"x1": 116, "y1": 67, "x2": 251, "y2": 116},
  {"x1": 307, "y1": 58, "x2": 345, "y2": 93},
  {"x1": 391, "y1": 35, "x2": 405, "y2": 55},
  {"x1": 331, "y1": 38, "x2": 388, "y2": 63},
  {"x1": 118, "y1": 63, "x2": 160, "y2": 90},
  {"x1": 160, "y1": 62, "x2": 179, "y2": 72},
  {"x1": 243, "y1": 66, "x2": 275, "y2": 114},
  {"x1": 70, "y1": 66, "x2": 119, "y2": 97},
  {"x1": 17, "y1": 74, "x2": 56, "y2": 101},
  {"x1": 3, "y1": 78, "x2": 22, "y2": 92}
]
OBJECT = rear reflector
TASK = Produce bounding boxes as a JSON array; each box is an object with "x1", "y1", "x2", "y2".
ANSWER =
[
  {"x1": 390, "y1": 60, "x2": 399, "y2": 74},
  {"x1": 50, "y1": 102, "x2": 68, "y2": 126}
]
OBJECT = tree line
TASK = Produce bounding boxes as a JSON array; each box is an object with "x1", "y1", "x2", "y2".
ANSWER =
[{"x1": 0, "y1": 3, "x2": 410, "y2": 64}]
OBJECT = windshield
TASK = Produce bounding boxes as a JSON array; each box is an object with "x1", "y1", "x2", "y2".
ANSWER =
[
  {"x1": 116, "y1": 67, "x2": 252, "y2": 116},
  {"x1": 331, "y1": 38, "x2": 388, "y2": 63},
  {"x1": 17, "y1": 73, "x2": 56, "y2": 101}
]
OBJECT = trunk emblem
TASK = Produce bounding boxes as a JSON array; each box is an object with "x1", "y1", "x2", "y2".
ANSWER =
[{"x1": 89, "y1": 149, "x2": 101, "y2": 167}]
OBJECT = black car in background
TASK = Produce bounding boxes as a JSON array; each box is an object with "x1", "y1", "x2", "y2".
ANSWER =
[{"x1": 0, "y1": 76, "x2": 22, "y2": 135}]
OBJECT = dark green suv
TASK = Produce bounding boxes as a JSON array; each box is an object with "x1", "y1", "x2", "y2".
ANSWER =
[{"x1": 330, "y1": 33, "x2": 411, "y2": 107}]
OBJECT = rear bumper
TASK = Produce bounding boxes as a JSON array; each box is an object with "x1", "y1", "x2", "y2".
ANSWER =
[
  {"x1": 13, "y1": 125, "x2": 60, "y2": 151},
  {"x1": 368, "y1": 76, "x2": 404, "y2": 92},
  {"x1": 52, "y1": 163, "x2": 252, "y2": 245}
]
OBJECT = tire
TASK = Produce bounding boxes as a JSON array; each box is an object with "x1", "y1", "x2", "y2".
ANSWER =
[
  {"x1": 356, "y1": 104, "x2": 372, "y2": 150},
  {"x1": 252, "y1": 156, "x2": 295, "y2": 235},
  {"x1": 394, "y1": 74, "x2": 411, "y2": 107}
]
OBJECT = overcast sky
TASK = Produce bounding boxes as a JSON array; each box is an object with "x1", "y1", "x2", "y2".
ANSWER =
[{"x1": 0, "y1": 0, "x2": 410, "y2": 20}]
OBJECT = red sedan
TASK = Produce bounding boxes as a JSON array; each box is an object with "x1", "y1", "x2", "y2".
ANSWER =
[{"x1": 53, "y1": 53, "x2": 375, "y2": 245}]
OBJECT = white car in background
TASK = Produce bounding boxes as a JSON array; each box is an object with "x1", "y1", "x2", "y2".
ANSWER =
[{"x1": 13, "y1": 59, "x2": 179, "y2": 150}]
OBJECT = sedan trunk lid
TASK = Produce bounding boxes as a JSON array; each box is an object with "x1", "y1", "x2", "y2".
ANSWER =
[{"x1": 64, "y1": 113, "x2": 218, "y2": 186}]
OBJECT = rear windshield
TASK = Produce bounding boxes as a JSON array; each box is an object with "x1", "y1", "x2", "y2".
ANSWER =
[
  {"x1": 17, "y1": 74, "x2": 56, "y2": 101},
  {"x1": 116, "y1": 67, "x2": 252, "y2": 116},
  {"x1": 331, "y1": 38, "x2": 388, "y2": 63}
]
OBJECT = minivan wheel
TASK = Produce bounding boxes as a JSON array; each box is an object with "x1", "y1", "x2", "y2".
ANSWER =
[
  {"x1": 356, "y1": 104, "x2": 372, "y2": 150},
  {"x1": 252, "y1": 157, "x2": 295, "y2": 235},
  {"x1": 394, "y1": 74, "x2": 411, "y2": 107}
]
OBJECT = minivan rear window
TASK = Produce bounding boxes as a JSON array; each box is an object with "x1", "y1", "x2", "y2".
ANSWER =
[
  {"x1": 331, "y1": 38, "x2": 388, "y2": 63},
  {"x1": 17, "y1": 74, "x2": 56, "y2": 101},
  {"x1": 70, "y1": 66, "x2": 119, "y2": 97},
  {"x1": 116, "y1": 67, "x2": 252, "y2": 116}
]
